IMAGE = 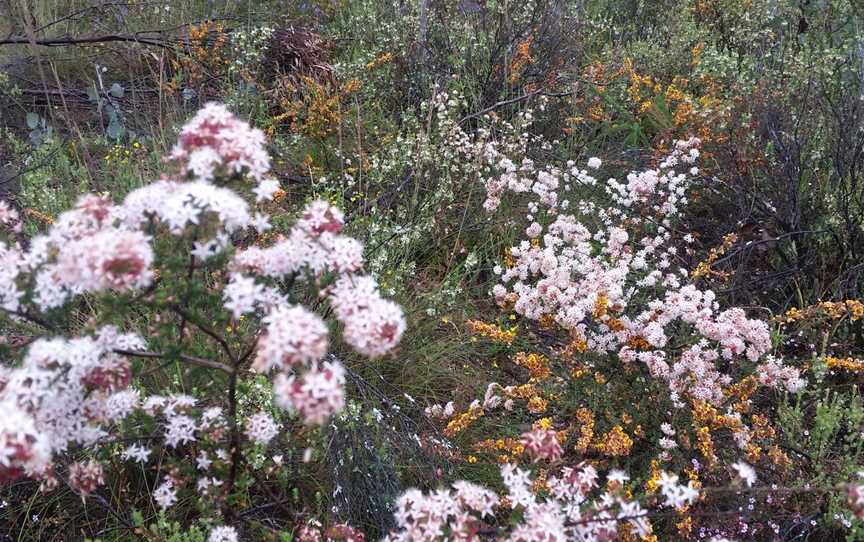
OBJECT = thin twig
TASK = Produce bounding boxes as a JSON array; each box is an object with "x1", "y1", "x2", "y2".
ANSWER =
[
  {"x1": 113, "y1": 349, "x2": 234, "y2": 374},
  {"x1": 457, "y1": 87, "x2": 545, "y2": 125},
  {"x1": 712, "y1": 229, "x2": 829, "y2": 267},
  {"x1": 0, "y1": 307, "x2": 56, "y2": 331},
  {"x1": 170, "y1": 304, "x2": 236, "y2": 361},
  {"x1": 456, "y1": 83, "x2": 586, "y2": 125}
]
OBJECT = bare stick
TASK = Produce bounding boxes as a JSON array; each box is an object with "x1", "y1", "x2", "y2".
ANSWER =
[{"x1": 113, "y1": 349, "x2": 234, "y2": 374}]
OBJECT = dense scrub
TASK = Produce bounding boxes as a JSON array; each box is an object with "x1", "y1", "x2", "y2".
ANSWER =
[{"x1": 0, "y1": 1, "x2": 863, "y2": 541}]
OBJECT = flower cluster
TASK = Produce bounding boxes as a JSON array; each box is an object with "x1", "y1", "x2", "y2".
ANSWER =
[
  {"x1": 252, "y1": 305, "x2": 330, "y2": 372},
  {"x1": 244, "y1": 412, "x2": 280, "y2": 445},
  {"x1": 386, "y1": 461, "x2": 703, "y2": 541},
  {"x1": 385, "y1": 479, "x2": 498, "y2": 541},
  {"x1": 0, "y1": 327, "x2": 142, "y2": 483},
  {"x1": 208, "y1": 525, "x2": 240, "y2": 542},
  {"x1": 0, "y1": 405, "x2": 51, "y2": 483},
  {"x1": 521, "y1": 427, "x2": 563, "y2": 463},
  {"x1": 227, "y1": 199, "x2": 405, "y2": 368},
  {"x1": 273, "y1": 360, "x2": 346, "y2": 426},
  {"x1": 478, "y1": 136, "x2": 802, "y2": 405},
  {"x1": 68, "y1": 459, "x2": 105, "y2": 497},
  {"x1": 169, "y1": 101, "x2": 271, "y2": 183},
  {"x1": 226, "y1": 197, "x2": 404, "y2": 422}
]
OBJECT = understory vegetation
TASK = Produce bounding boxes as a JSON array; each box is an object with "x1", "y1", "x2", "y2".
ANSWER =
[{"x1": 1, "y1": 0, "x2": 863, "y2": 540}]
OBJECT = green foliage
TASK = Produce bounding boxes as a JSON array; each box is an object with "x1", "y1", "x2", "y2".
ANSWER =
[
  {"x1": 778, "y1": 390, "x2": 864, "y2": 533},
  {"x1": 132, "y1": 512, "x2": 207, "y2": 542},
  {"x1": 13, "y1": 136, "x2": 88, "y2": 233}
]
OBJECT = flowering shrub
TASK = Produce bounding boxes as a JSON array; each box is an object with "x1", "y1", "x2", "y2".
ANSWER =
[
  {"x1": 393, "y1": 118, "x2": 862, "y2": 539},
  {"x1": 0, "y1": 103, "x2": 404, "y2": 537},
  {"x1": 483, "y1": 138, "x2": 804, "y2": 401},
  {"x1": 562, "y1": 54, "x2": 730, "y2": 153}
]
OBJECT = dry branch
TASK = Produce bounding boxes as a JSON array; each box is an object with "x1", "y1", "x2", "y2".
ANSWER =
[{"x1": 0, "y1": 33, "x2": 175, "y2": 49}]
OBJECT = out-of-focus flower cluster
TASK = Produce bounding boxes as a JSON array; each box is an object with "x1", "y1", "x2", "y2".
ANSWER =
[
  {"x1": 0, "y1": 103, "x2": 404, "y2": 528},
  {"x1": 0, "y1": 327, "x2": 142, "y2": 483}
]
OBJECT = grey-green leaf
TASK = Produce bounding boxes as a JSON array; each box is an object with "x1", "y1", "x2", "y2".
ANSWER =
[
  {"x1": 107, "y1": 118, "x2": 125, "y2": 139},
  {"x1": 26, "y1": 112, "x2": 39, "y2": 129},
  {"x1": 110, "y1": 82, "x2": 125, "y2": 98}
]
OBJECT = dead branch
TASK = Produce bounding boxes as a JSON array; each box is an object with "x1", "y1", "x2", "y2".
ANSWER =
[{"x1": 0, "y1": 33, "x2": 176, "y2": 49}]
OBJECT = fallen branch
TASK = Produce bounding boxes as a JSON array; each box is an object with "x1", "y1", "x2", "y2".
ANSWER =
[{"x1": 0, "y1": 33, "x2": 176, "y2": 49}]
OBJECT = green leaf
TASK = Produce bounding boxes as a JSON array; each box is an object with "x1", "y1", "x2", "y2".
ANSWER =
[
  {"x1": 87, "y1": 83, "x2": 99, "y2": 103},
  {"x1": 655, "y1": 93, "x2": 669, "y2": 116}
]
